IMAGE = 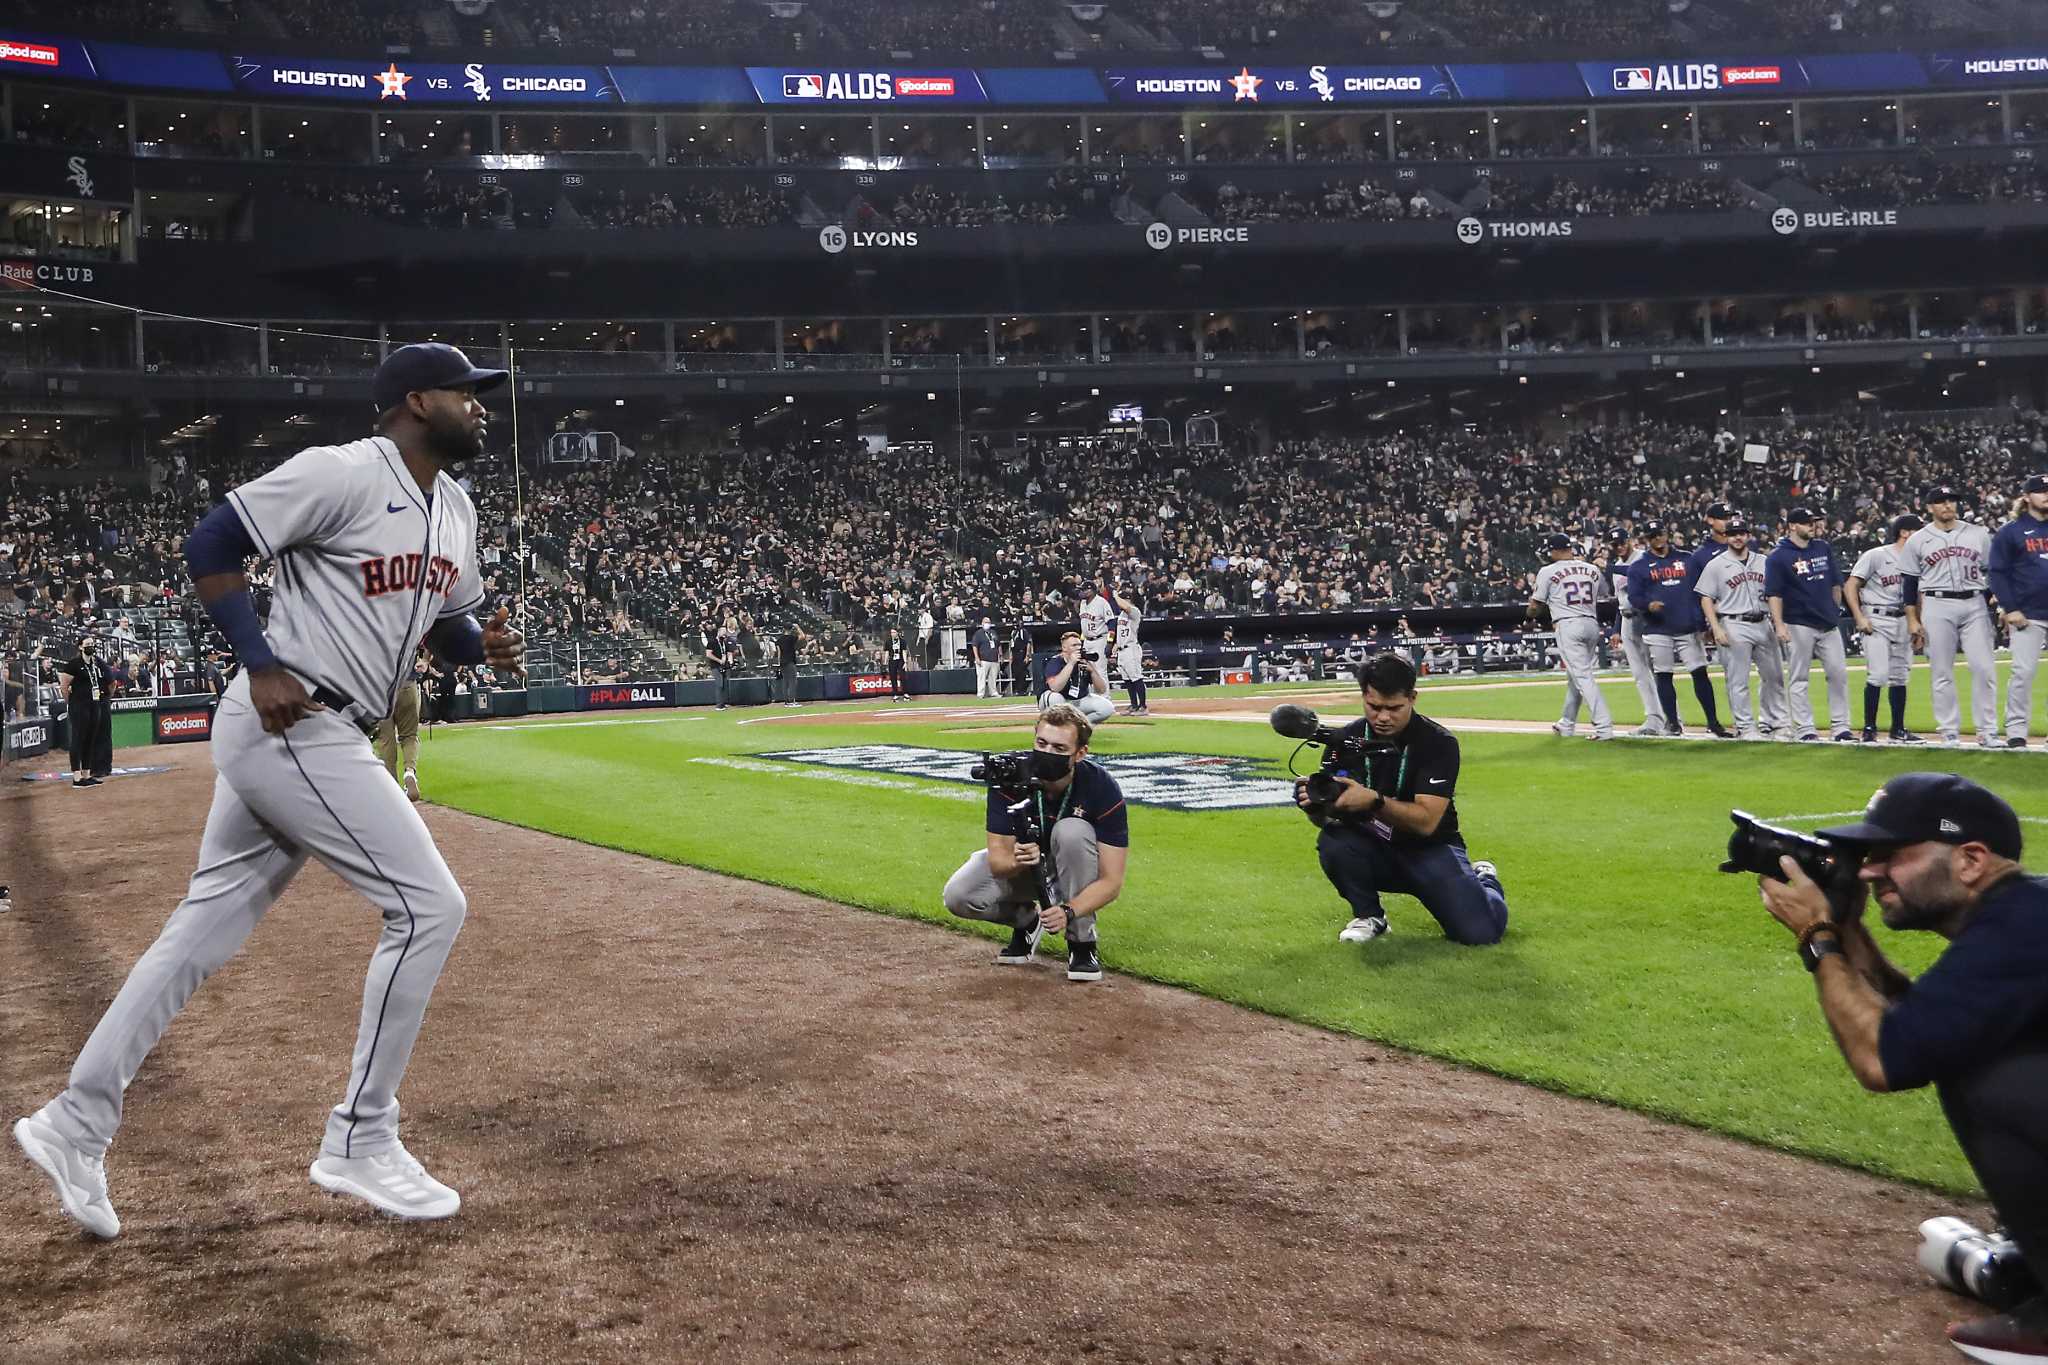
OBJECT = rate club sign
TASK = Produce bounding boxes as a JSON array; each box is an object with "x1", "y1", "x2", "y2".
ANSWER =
[{"x1": 758, "y1": 744, "x2": 1300, "y2": 812}]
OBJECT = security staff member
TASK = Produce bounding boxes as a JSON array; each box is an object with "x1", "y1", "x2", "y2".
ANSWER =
[
  {"x1": 1626, "y1": 520, "x2": 1732, "y2": 738},
  {"x1": 969, "y1": 617, "x2": 999, "y2": 699},
  {"x1": 942, "y1": 702, "x2": 1128, "y2": 983},
  {"x1": 1989, "y1": 473, "x2": 2048, "y2": 750},
  {"x1": 885, "y1": 626, "x2": 910, "y2": 702},
  {"x1": 1767, "y1": 506, "x2": 1855, "y2": 743},
  {"x1": 775, "y1": 621, "x2": 807, "y2": 707},
  {"x1": 56, "y1": 636, "x2": 112, "y2": 788},
  {"x1": 1302, "y1": 652, "x2": 1508, "y2": 947},
  {"x1": 1695, "y1": 517, "x2": 1789, "y2": 740},
  {"x1": 1008, "y1": 620, "x2": 1034, "y2": 697},
  {"x1": 1757, "y1": 773, "x2": 2048, "y2": 1365},
  {"x1": 1846, "y1": 514, "x2": 1925, "y2": 744},
  {"x1": 703, "y1": 620, "x2": 735, "y2": 711}
]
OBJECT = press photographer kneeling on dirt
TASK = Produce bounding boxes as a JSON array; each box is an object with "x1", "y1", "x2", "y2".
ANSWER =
[
  {"x1": 942, "y1": 703, "x2": 1128, "y2": 983},
  {"x1": 1752, "y1": 773, "x2": 2048, "y2": 1364}
]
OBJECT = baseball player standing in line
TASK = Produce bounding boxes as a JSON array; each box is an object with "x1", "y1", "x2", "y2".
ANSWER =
[
  {"x1": 374, "y1": 643, "x2": 427, "y2": 801},
  {"x1": 1903, "y1": 484, "x2": 2001, "y2": 748},
  {"x1": 1529, "y1": 532, "x2": 1613, "y2": 740},
  {"x1": 1627, "y1": 520, "x2": 1733, "y2": 738},
  {"x1": 13, "y1": 343, "x2": 523, "y2": 1238},
  {"x1": 1605, "y1": 526, "x2": 1666, "y2": 735},
  {"x1": 1695, "y1": 517, "x2": 1790, "y2": 740},
  {"x1": 1112, "y1": 586, "x2": 1148, "y2": 716},
  {"x1": 1685, "y1": 502, "x2": 1739, "y2": 726},
  {"x1": 1846, "y1": 514, "x2": 1926, "y2": 744},
  {"x1": 1766, "y1": 506, "x2": 1856, "y2": 743},
  {"x1": 1077, "y1": 579, "x2": 1114, "y2": 676},
  {"x1": 1989, "y1": 473, "x2": 2048, "y2": 749}
]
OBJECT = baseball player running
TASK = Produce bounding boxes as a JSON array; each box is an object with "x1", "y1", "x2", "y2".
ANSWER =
[
  {"x1": 1989, "y1": 473, "x2": 2048, "y2": 749},
  {"x1": 1766, "y1": 506, "x2": 1855, "y2": 743},
  {"x1": 1605, "y1": 526, "x2": 1665, "y2": 735},
  {"x1": 1112, "y1": 587, "x2": 1148, "y2": 715},
  {"x1": 1529, "y1": 533, "x2": 1612, "y2": 740},
  {"x1": 14, "y1": 343, "x2": 523, "y2": 1238},
  {"x1": 1846, "y1": 514, "x2": 1925, "y2": 743},
  {"x1": 1903, "y1": 484, "x2": 2000, "y2": 747},
  {"x1": 1695, "y1": 517, "x2": 1790, "y2": 740}
]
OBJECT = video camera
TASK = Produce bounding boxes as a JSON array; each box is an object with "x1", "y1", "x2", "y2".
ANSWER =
[
  {"x1": 1270, "y1": 704, "x2": 1392, "y2": 824},
  {"x1": 1718, "y1": 811, "x2": 1862, "y2": 889},
  {"x1": 971, "y1": 749, "x2": 1072, "y2": 792}
]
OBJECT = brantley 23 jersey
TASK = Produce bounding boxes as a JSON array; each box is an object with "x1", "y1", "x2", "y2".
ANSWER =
[{"x1": 228, "y1": 436, "x2": 483, "y2": 717}]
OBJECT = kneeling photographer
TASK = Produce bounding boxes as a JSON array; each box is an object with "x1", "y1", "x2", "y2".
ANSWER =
[
  {"x1": 1746, "y1": 774, "x2": 2048, "y2": 1363},
  {"x1": 941, "y1": 703, "x2": 1129, "y2": 983},
  {"x1": 1290, "y1": 652, "x2": 1508, "y2": 948}
]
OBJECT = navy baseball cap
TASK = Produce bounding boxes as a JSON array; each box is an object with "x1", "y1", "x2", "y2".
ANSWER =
[
  {"x1": 1925, "y1": 484, "x2": 1962, "y2": 503},
  {"x1": 1818, "y1": 773, "x2": 2023, "y2": 859},
  {"x1": 2025, "y1": 473, "x2": 2048, "y2": 494},
  {"x1": 1641, "y1": 518, "x2": 1668, "y2": 535},
  {"x1": 1725, "y1": 516, "x2": 1751, "y2": 534},
  {"x1": 372, "y1": 343, "x2": 508, "y2": 415},
  {"x1": 1544, "y1": 532, "x2": 1573, "y2": 550},
  {"x1": 1787, "y1": 506, "x2": 1820, "y2": 524},
  {"x1": 1606, "y1": 525, "x2": 1631, "y2": 543},
  {"x1": 1705, "y1": 501, "x2": 1733, "y2": 520},
  {"x1": 1889, "y1": 513, "x2": 1924, "y2": 538}
]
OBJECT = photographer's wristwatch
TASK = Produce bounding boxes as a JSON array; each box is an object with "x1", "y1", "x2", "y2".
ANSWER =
[
  {"x1": 1365, "y1": 792, "x2": 1386, "y2": 816},
  {"x1": 1799, "y1": 929, "x2": 1844, "y2": 973}
]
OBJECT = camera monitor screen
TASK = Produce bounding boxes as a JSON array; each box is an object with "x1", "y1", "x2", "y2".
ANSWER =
[{"x1": 1107, "y1": 403, "x2": 1144, "y2": 425}]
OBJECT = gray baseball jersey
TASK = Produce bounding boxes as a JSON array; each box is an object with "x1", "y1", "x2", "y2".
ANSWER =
[
  {"x1": 1532, "y1": 558, "x2": 1603, "y2": 622},
  {"x1": 1848, "y1": 545, "x2": 1906, "y2": 608},
  {"x1": 1694, "y1": 548, "x2": 1769, "y2": 616},
  {"x1": 229, "y1": 436, "x2": 484, "y2": 713},
  {"x1": 1901, "y1": 521, "x2": 1992, "y2": 592},
  {"x1": 1078, "y1": 594, "x2": 1113, "y2": 649},
  {"x1": 1608, "y1": 547, "x2": 1644, "y2": 615}
]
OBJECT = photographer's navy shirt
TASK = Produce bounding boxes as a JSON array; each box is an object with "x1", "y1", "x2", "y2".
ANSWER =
[
  {"x1": 1335, "y1": 713, "x2": 1463, "y2": 848},
  {"x1": 1877, "y1": 873, "x2": 2048, "y2": 1091},
  {"x1": 1764, "y1": 537, "x2": 1844, "y2": 630},
  {"x1": 985, "y1": 759, "x2": 1130, "y2": 849}
]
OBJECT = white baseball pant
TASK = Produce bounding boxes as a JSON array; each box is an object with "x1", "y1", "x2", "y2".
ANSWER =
[
  {"x1": 1861, "y1": 612, "x2": 1911, "y2": 687},
  {"x1": 1645, "y1": 630, "x2": 1707, "y2": 673},
  {"x1": 1922, "y1": 595, "x2": 1998, "y2": 741},
  {"x1": 1117, "y1": 647, "x2": 1143, "y2": 683},
  {"x1": 1552, "y1": 618, "x2": 1613, "y2": 737},
  {"x1": 1618, "y1": 614, "x2": 1665, "y2": 725},
  {"x1": 1042, "y1": 689, "x2": 1115, "y2": 725},
  {"x1": 2007, "y1": 620, "x2": 2044, "y2": 742},
  {"x1": 1785, "y1": 623, "x2": 1851, "y2": 737},
  {"x1": 43, "y1": 668, "x2": 467, "y2": 1161},
  {"x1": 1719, "y1": 617, "x2": 1789, "y2": 735}
]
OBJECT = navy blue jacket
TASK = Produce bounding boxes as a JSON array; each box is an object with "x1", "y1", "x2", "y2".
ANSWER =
[
  {"x1": 1988, "y1": 512, "x2": 2048, "y2": 618},
  {"x1": 1684, "y1": 537, "x2": 1730, "y2": 593},
  {"x1": 1764, "y1": 537, "x2": 1843, "y2": 630},
  {"x1": 1626, "y1": 549, "x2": 1700, "y2": 634}
]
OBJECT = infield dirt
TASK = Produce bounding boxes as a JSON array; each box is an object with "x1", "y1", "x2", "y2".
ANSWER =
[{"x1": 0, "y1": 745, "x2": 1990, "y2": 1363}]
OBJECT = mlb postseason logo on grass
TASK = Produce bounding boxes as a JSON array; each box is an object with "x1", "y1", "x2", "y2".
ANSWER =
[{"x1": 757, "y1": 745, "x2": 1298, "y2": 811}]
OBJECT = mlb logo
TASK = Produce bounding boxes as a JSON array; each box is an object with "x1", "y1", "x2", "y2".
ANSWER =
[
  {"x1": 783, "y1": 73, "x2": 824, "y2": 98},
  {"x1": 1613, "y1": 67, "x2": 1652, "y2": 91}
]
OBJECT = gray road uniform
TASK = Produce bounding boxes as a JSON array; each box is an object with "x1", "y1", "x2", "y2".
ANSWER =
[
  {"x1": 1606, "y1": 547, "x2": 1665, "y2": 727},
  {"x1": 1532, "y1": 556, "x2": 1613, "y2": 738},
  {"x1": 1695, "y1": 547, "x2": 1789, "y2": 737},
  {"x1": 43, "y1": 436, "x2": 481, "y2": 1165},
  {"x1": 1902, "y1": 521, "x2": 1998, "y2": 743},
  {"x1": 1848, "y1": 544, "x2": 1912, "y2": 687}
]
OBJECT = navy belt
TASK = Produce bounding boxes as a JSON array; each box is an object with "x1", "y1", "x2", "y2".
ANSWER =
[
  {"x1": 312, "y1": 684, "x2": 379, "y2": 737},
  {"x1": 1869, "y1": 607, "x2": 1904, "y2": 617},
  {"x1": 1730, "y1": 612, "x2": 1768, "y2": 623},
  {"x1": 1925, "y1": 590, "x2": 1980, "y2": 600}
]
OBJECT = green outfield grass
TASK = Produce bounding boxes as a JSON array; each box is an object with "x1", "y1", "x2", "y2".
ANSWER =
[{"x1": 420, "y1": 683, "x2": 2048, "y2": 1194}]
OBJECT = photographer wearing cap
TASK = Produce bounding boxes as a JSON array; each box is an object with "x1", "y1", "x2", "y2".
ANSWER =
[
  {"x1": 941, "y1": 703, "x2": 1129, "y2": 983},
  {"x1": 1757, "y1": 774, "x2": 2048, "y2": 1363},
  {"x1": 1300, "y1": 652, "x2": 1508, "y2": 947},
  {"x1": 1042, "y1": 630, "x2": 1114, "y2": 725},
  {"x1": 1989, "y1": 473, "x2": 2048, "y2": 750}
]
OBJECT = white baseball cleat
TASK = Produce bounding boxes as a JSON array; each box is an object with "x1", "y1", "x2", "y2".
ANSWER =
[
  {"x1": 310, "y1": 1141, "x2": 460, "y2": 1221},
  {"x1": 14, "y1": 1105, "x2": 120, "y2": 1239},
  {"x1": 402, "y1": 770, "x2": 420, "y2": 803},
  {"x1": 1549, "y1": 722, "x2": 1575, "y2": 738},
  {"x1": 1338, "y1": 916, "x2": 1388, "y2": 944}
]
